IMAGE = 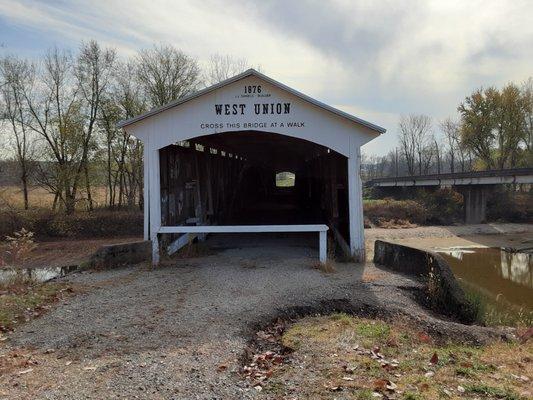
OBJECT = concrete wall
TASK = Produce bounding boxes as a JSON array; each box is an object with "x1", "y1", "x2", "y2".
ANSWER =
[
  {"x1": 373, "y1": 240, "x2": 477, "y2": 324},
  {"x1": 86, "y1": 241, "x2": 151, "y2": 270}
]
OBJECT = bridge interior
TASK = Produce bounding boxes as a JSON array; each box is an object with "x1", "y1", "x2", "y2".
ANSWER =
[{"x1": 158, "y1": 130, "x2": 351, "y2": 251}]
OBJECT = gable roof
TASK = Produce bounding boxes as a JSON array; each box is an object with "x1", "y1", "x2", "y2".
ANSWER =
[{"x1": 117, "y1": 69, "x2": 386, "y2": 134}]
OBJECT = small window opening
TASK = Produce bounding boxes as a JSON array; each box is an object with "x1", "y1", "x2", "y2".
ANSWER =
[{"x1": 275, "y1": 171, "x2": 296, "y2": 187}]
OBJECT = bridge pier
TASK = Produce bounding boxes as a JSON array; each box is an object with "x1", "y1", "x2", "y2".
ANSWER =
[{"x1": 457, "y1": 185, "x2": 489, "y2": 224}]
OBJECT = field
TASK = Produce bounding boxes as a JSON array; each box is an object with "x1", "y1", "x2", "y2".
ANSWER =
[{"x1": 0, "y1": 185, "x2": 109, "y2": 211}]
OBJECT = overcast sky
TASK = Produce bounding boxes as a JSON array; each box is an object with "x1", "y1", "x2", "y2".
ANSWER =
[{"x1": 1, "y1": 0, "x2": 532, "y2": 155}]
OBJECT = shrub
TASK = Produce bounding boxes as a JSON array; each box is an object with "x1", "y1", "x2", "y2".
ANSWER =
[
  {"x1": 363, "y1": 199, "x2": 428, "y2": 226},
  {"x1": 487, "y1": 188, "x2": 532, "y2": 222},
  {"x1": 417, "y1": 188, "x2": 463, "y2": 224},
  {"x1": 0, "y1": 208, "x2": 143, "y2": 239}
]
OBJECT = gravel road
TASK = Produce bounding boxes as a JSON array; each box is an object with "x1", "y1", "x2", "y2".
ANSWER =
[{"x1": 0, "y1": 235, "x2": 509, "y2": 399}]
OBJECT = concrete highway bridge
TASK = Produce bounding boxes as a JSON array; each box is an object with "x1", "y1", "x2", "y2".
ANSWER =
[{"x1": 367, "y1": 168, "x2": 533, "y2": 223}]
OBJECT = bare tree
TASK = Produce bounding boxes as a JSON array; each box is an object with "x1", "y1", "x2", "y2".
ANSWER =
[
  {"x1": 440, "y1": 118, "x2": 461, "y2": 173},
  {"x1": 0, "y1": 56, "x2": 37, "y2": 209},
  {"x1": 74, "y1": 40, "x2": 116, "y2": 210},
  {"x1": 136, "y1": 45, "x2": 201, "y2": 107},
  {"x1": 205, "y1": 54, "x2": 251, "y2": 85},
  {"x1": 433, "y1": 137, "x2": 441, "y2": 174},
  {"x1": 14, "y1": 48, "x2": 78, "y2": 212},
  {"x1": 99, "y1": 61, "x2": 146, "y2": 208},
  {"x1": 14, "y1": 43, "x2": 116, "y2": 214},
  {"x1": 398, "y1": 114, "x2": 433, "y2": 175}
]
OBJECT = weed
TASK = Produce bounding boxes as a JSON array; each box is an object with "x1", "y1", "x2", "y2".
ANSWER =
[
  {"x1": 464, "y1": 384, "x2": 520, "y2": 400},
  {"x1": 314, "y1": 258, "x2": 336, "y2": 273},
  {"x1": 356, "y1": 389, "x2": 374, "y2": 399},
  {"x1": 403, "y1": 393, "x2": 423, "y2": 400}
]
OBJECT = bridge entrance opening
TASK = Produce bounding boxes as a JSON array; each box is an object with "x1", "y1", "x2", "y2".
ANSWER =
[{"x1": 158, "y1": 130, "x2": 350, "y2": 247}]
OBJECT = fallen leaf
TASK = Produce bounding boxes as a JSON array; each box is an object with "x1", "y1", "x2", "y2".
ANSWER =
[
  {"x1": 373, "y1": 379, "x2": 388, "y2": 391},
  {"x1": 417, "y1": 332, "x2": 431, "y2": 343},
  {"x1": 272, "y1": 355, "x2": 283, "y2": 364},
  {"x1": 430, "y1": 352, "x2": 439, "y2": 365},
  {"x1": 217, "y1": 364, "x2": 227, "y2": 372}
]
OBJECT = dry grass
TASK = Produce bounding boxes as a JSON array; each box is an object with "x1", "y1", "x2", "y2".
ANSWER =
[
  {"x1": 314, "y1": 259, "x2": 336, "y2": 273},
  {"x1": 259, "y1": 313, "x2": 532, "y2": 399},
  {"x1": 0, "y1": 185, "x2": 108, "y2": 211}
]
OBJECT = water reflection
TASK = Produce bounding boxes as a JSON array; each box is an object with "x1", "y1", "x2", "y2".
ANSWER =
[
  {"x1": 438, "y1": 247, "x2": 533, "y2": 310},
  {"x1": 0, "y1": 265, "x2": 78, "y2": 284}
]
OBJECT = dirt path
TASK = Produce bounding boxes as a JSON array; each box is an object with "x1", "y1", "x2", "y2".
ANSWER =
[{"x1": 0, "y1": 238, "x2": 506, "y2": 399}]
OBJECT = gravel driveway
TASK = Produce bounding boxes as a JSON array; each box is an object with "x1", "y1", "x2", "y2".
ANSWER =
[{"x1": 0, "y1": 238, "x2": 499, "y2": 399}]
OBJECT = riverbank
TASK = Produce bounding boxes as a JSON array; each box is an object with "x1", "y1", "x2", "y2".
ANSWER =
[{"x1": 365, "y1": 223, "x2": 533, "y2": 259}]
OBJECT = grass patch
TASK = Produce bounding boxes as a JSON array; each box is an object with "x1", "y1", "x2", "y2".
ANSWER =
[
  {"x1": 0, "y1": 281, "x2": 75, "y2": 331},
  {"x1": 465, "y1": 383, "x2": 521, "y2": 400},
  {"x1": 263, "y1": 313, "x2": 532, "y2": 399}
]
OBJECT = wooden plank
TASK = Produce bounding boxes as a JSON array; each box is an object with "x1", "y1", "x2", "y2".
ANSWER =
[{"x1": 167, "y1": 233, "x2": 198, "y2": 255}]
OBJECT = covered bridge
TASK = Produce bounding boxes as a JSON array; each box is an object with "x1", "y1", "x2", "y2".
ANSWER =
[{"x1": 118, "y1": 69, "x2": 384, "y2": 264}]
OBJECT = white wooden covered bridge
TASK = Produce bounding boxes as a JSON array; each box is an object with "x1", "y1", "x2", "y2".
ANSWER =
[{"x1": 118, "y1": 69, "x2": 385, "y2": 264}]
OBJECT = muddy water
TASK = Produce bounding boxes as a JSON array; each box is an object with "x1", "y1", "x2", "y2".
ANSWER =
[{"x1": 437, "y1": 247, "x2": 533, "y2": 310}]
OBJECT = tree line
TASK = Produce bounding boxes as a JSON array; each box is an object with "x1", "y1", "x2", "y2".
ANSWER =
[
  {"x1": 363, "y1": 79, "x2": 533, "y2": 181},
  {"x1": 0, "y1": 41, "x2": 255, "y2": 212}
]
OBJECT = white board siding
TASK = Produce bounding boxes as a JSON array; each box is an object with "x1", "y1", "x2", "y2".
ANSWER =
[{"x1": 125, "y1": 76, "x2": 378, "y2": 157}]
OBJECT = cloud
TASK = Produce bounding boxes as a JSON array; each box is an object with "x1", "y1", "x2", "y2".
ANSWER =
[{"x1": 0, "y1": 0, "x2": 532, "y2": 155}]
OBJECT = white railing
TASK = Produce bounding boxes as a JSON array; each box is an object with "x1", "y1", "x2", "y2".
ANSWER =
[{"x1": 158, "y1": 224, "x2": 329, "y2": 263}]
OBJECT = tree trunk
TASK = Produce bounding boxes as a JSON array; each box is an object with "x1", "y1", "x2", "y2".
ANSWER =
[
  {"x1": 84, "y1": 163, "x2": 94, "y2": 211},
  {"x1": 21, "y1": 167, "x2": 29, "y2": 210}
]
